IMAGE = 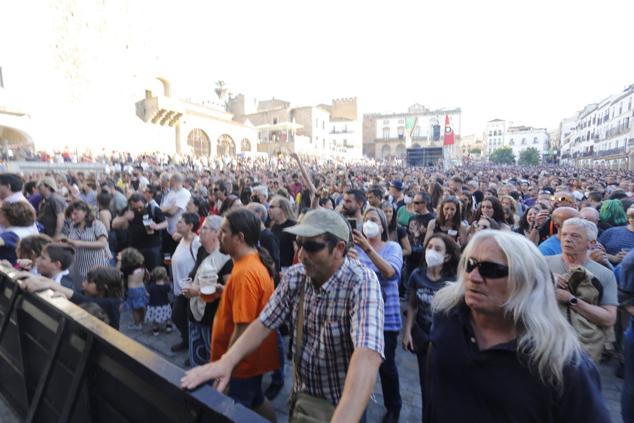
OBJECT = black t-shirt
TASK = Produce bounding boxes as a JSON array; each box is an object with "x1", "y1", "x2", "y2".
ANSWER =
[
  {"x1": 272, "y1": 219, "x2": 297, "y2": 268},
  {"x1": 126, "y1": 203, "x2": 166, "y2": 249},
  {"x1": 147, "y1": 283, "x2": 170, "y2": 306},
  {"x1": 260, "y1": 228, "x2": 281, "y2": 274}
]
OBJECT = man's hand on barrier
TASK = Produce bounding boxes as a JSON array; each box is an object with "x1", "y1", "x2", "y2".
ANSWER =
[{"x1": 180, "y1": 359, "x2": 232, "y2": 392}]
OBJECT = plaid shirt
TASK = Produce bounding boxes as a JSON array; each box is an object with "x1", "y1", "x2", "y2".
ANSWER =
[{"x1": 259, "y1": 257, "x2": 385, "y2": 405}]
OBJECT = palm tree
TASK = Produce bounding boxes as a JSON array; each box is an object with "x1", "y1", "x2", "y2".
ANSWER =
[{"x1": 214, "y1": 80, "x2": 227, "y2": 102}]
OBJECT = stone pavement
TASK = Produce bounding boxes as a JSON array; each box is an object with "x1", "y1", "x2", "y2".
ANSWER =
[{"x1": 118, "y1": 309, "x2": 626, "y2": 423}]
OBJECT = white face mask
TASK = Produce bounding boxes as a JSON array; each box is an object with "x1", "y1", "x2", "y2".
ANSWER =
[
  {"x1": 363, "y1": 220, "x2": 381, "y2": 239},
  {"x1": 425, "y1": 249, "x2": 445, "y2": 268}
]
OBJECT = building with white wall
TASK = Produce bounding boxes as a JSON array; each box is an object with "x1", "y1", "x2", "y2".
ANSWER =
[
  {"x1": 484, "y1": 119, "x2": 512, "y2": 156},
  {"x1": 503, "y1": 126, "x2": 550, "y2": 160},
  {"x1": 363, "y1": 104, "x2": 461, "y2": 159},
  {"x1": 229, "y1": 97, "x2": 363, "y2": 159},
  {"x1": 558, "y1": 84, "x2": 634, "y2": 170}
]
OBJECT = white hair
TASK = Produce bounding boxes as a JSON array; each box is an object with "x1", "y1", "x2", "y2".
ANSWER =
[
  {"x1": 433, "y1": 230, "x2": 581, "y2": 388},
  {"x1": 203, "y1": 215, "x2": 223, "y2": 232},
  {"x1": 562, "y1": 217, "x2": 598, "y2": 242}
]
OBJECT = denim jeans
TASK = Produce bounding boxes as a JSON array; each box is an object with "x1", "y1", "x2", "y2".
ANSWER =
[
  {"x1": 271, "y1": 329, "x2": 285, "y2": 384},
  {"x1": 379, "y1": 330, "x2": 402, "y2": 413},
  {"x1": 623, "y1": 317, "x2": 634, "y2": 423}
]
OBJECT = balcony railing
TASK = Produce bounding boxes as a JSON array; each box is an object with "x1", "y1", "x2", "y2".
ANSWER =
[{"x1": 595, "y1": 146, "x2": 627, "y2": 157}]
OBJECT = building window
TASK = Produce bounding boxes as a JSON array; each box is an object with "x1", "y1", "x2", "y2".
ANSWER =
[
  {"x1": 383, "y1": 120, "x2": 390, "y2": 124},
  {"x1": 509, "y1": 139, "x2": 514, "y2": 145},
  {"x1": 273, "y1": 118, "x2": 278, "y2": 124},
  {"x1": 397, "y1": 126, "x2": 405, "y2": 140},
  {"x1": 398, "y1": 119, "x2": 404, "y2": 124},
  {"x1": 187, "y1": 129, "x2": 211, "y2": 156},
  {"x1": 383, "y1": 127, "x2": 390, "y2": 140},
  {"x1": 521, "y1": 138, "x2": 526, "y2": 145},
  {"x1": 533, "y1": 137, "x2": 538, "y2": 144},
  {"x1": 413, "y1": 126, "x2": 420, "y2": 137},
  {"x1": 0, "y1": 66, "x2": 3, "y2": 88}
]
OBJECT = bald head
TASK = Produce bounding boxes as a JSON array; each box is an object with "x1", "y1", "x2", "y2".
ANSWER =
[
  {"x1": 552, "y1": 207, "x2": 580, "y2": 229},
  {"x1": 579, "y1": 207, "x2": 600, "y2": 225}
]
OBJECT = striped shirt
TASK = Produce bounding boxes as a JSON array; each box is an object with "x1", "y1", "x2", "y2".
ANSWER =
[
  {"x1": 65, "y1": 220, "x2": 112, "y2": 291},
  {"x1": 259, "y1": 257, "x2": 384, "y2": 405}
]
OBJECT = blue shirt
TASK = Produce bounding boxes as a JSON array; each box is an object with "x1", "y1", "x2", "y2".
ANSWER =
[
  {"x1": 426, "y1": 303, "x2": 611, "y2": 423},
  {"x1": 598, "y1": 225, "x2": 634, "y2": 256},
  {"x1": 356, "y1": 241, "x2": 403, "y2": 331},
  {"x1": 538, "y1": 235, "x2": 561, "y2": 256}
]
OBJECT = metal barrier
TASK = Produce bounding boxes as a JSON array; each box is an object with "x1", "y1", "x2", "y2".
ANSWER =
[{"x1": 0, "y1": 270, "x2": 265, "y2": 423}]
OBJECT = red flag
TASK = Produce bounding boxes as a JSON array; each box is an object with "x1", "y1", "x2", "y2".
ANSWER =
[{"x1": 443, "y1": 114, "x2": 455, "y2": 146}]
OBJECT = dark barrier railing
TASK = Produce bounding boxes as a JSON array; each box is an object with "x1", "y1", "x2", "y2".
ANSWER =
[{"x1": 0, "y1": 269, "x2": 265, "y2": 423}]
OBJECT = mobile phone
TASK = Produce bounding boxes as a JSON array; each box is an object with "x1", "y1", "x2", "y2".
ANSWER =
[{"x1": 347, "y1": 219, "x2": 357, "y2": 231}]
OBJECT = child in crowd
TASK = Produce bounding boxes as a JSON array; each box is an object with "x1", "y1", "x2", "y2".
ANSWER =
[
  {"x1": 35, "y1": 243, "x2": 76, "y2": 289},
  {"x1": 20, "y1": 266, "x2": 124, "y2": 329},
  {"x1": 145, "y1": 266, "x2": 173, "y2": 336},
  {"x1": 16, "y1": 234, "x2": 52, "y2": 273},
  {"x1": 118, "y1": 247, "x2": 149, "y2": 330}
]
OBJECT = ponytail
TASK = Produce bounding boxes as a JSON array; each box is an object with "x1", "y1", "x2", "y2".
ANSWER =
[{"x1": 257, "y1": 246, "x2": 279, "y2": 286}]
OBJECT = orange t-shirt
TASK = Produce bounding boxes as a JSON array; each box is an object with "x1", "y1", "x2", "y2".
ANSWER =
[{"x1": 211, "y1": 251, "x2": 279, "y2": 378}]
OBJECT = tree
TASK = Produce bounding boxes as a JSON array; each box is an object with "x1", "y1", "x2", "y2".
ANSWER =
[
  {"x1": 489, "y1": 146, "x2": 515, "y2": 164},
  {"x1": 469, "y1": 147, "x2": 482, "y2": 155},
  {"x1": 518, "y1": 147, "x2": 541, "y2": 166},
  {"x1": 214, "y1": 80, "x2": 227, "y2": 102}
]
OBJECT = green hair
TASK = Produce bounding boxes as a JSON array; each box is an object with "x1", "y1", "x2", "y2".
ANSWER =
[{"x1": 599, "y1": 199, "x2": 627, "y2": 226}]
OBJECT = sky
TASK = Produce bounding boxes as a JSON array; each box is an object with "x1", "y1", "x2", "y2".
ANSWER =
[
  {"x1": 148, "y1": 0, "x2": 634, "y2": 134},
  {"x1": 2, "y1": 0, "x2": 634, "y2": 141}
]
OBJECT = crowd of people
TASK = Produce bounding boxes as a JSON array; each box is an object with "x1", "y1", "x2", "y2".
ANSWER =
[{"x1": 4, "y1": 151, "x2": 633, "y2": 422}]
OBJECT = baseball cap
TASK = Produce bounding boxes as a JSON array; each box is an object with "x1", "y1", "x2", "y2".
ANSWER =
[
  {"x1": 390, "y1": 180, "x2": 404, "y2": 190},
  {"x1": 284, "y1": 209, "x2": 350, "y2": 242},
  {"x1": 38, "y1": 177, "x2": 58, "y2": 192}
]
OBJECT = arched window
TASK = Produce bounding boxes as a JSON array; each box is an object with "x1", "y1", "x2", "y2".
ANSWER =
[
  {"x1": 187, "y1": 129, "x2": 210, "y2": 156},
  {"x1": 217, "y1": 134, "x2": 236, "y2": 157}
]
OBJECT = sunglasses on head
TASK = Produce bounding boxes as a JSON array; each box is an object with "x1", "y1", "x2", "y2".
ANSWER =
[
  {"x1": 296, "y1": 238, "x2": 328, "y2": 253},
  {"x1": 466, "y1": 257, "x2": 509, "y2": 278}
]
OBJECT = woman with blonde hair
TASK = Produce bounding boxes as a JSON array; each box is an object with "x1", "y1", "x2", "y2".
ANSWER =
[{"x1": 425, "y1": 230, "x2": 610, "y2": 422}]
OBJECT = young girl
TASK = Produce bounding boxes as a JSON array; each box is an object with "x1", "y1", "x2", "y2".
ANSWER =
[
  {"x1": 145, "y1": 266, "x2": 173, "y2": 336},
  {"x1": 21, "y1": 266, "x2": 124, "y2": 329},
  {"x1": 119, "y1": 247, "x2": 149, "y2": 330}
]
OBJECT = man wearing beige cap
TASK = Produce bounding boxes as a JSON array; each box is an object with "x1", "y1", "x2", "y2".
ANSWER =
[
  {"x1": 37, "y1": 177, "x2": 66, "y2": 239},
  {"x1": 182, "y1": 208, "x2": 385, "y2": 423}
]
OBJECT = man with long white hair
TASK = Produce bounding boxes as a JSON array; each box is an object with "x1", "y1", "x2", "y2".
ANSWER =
[{"x1": 426, "y1": 230, "x2": 610, "y2": 422}]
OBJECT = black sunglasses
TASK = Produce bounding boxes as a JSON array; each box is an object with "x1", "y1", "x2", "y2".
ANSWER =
[
  {"x1": 466, "y1": 257, "x2": 509, "y2": 278},
  {"x1": 296, "y1": 238, "x2": 327, "y2": 253}
]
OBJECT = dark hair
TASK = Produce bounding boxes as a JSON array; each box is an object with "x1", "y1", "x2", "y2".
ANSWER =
[
  {"x1": 191, "y1": 196, "x2": 209, "y2": 218},
  {"x1": 43, "y1": 243, "x2": 75, "y2": 270},
  {"x1": 436, "y1": 197, "x2": 462, "y2": 230},
  {"x1": 181, "y1": 212, "x2": 201, "y2": 233},
  {"x1": 417, "y1": 192, "x2": 433, "y2": 209},
  {"x1": 17, "y1": 234, "x2": 52, "y2": 260},
  {"x1": 0, "y1": 173, "x2": 23, "y2": 192},
  {"x1": 225, "y1": 208, "x2": 260, "y2": 248},
  {"x1": 587, "y1": 191, "x2": 603, "y2": 203},
  {"x1": 478, "y1": 216, "x2": 501, "y2": 230},
  {"x1": 23, "y1": 181, "x2": 37, "y2": 196},
  {"x1": 144, "y1": 184, "x2": 159, "y2": 198},
  {"x1": 86, "y1": 266, "x2": 123, "y2": 298},
  {"x1": 423, "y1": 233, "x2": 461, "y2": 278},
  {"x1": 119, "y1": 247, "x2": 145, "y2": 280},
  {"x1": 476, "y1": 196, "x2": 505, "y2": 223},
  {"x1": 97, "y1": 189, "x2": 112, "y2": 210},
  {"x1": 518, "y1": 206, "x2": 538, "y2": 233},
  {"x1": 368, "y1": 185, "x2": 383, "y2": 200},
  {"x1": 79, "y1": 302, "x2": 110, "y2": 324},
  {"x1": 67, "y1": 201, "x2": 95, "y2": 226},
  {"x1": 429, "y1": 182, "x2": 443, "y2": 210},
  {"x1": 1, "y1": 201, "x2": 35, "y2": 227},
  {"x1": 345, "y1": 189, "x2": 367, "y2": 206},
  {"x1": 128, "y1": 192, "x2": 146, "y2": 205}
]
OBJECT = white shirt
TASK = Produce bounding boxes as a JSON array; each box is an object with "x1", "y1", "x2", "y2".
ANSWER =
[
  {"x1": 171, "y1": 237, "x2": 201, "y2": 296},
  {"x1": 161, "y1": 187, "x2": 191, "y2": 235},
  {"x1": 52, "y1": 269, "x2": 69, "y2": 284}
]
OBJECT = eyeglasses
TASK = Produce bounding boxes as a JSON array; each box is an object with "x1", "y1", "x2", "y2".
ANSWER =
[
  {"x1": 465, "y1": 257, "x2": 509, "y2": 278},
  {"x1": 296, "y1": 238, "x2": 327, "y2": 253}
]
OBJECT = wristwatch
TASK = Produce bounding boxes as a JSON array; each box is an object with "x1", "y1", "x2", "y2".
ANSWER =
[{"x1": 568, "y1": 296, "x2": 578, "y2": 307}]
